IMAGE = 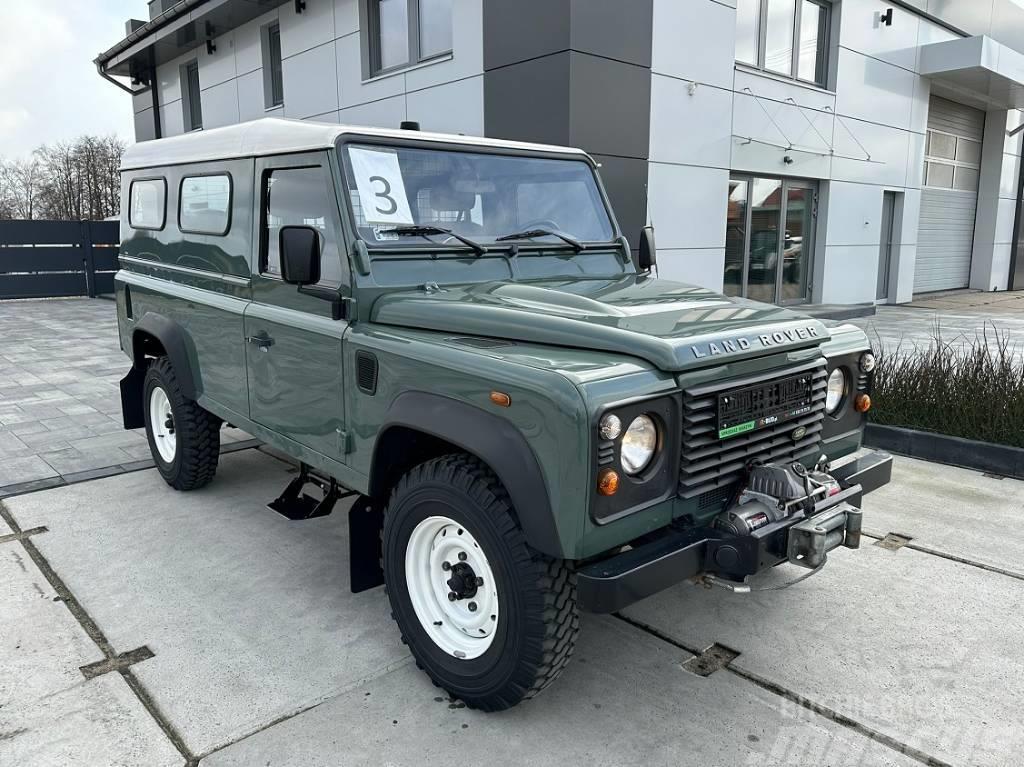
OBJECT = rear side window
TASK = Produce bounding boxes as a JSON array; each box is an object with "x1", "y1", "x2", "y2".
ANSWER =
[
  {"x1": 179, "y1": 174, "x2": 232, "y2": 235},
  {"x1": 129, "y1": 178, "x2": 166, "y2": 230}
]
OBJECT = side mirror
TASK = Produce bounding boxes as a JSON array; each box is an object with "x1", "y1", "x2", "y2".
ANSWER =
[
  {"x1": 280, "y1": 226, "x2": 321, "y2": 285},
  {"x1": 638, "y1": 226, "x2": 656, "y2": 272}
]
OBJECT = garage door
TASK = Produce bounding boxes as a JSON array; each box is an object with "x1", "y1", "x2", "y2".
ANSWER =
[{"x1": 914, "y1": 96, "x2": 985, "y2": 293}]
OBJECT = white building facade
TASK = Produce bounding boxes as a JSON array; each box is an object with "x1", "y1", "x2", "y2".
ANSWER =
[{"x1": 99, "y1": 0, "x2": 1024, "y2": 305}]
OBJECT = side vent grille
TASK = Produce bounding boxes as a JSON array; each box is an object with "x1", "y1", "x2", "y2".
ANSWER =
[{"x1": 356, "y1": 351, "x2": 378, "y2": 395}]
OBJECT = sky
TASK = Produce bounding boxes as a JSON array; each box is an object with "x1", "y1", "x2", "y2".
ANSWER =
[{"x1": 0, "y1": 1, "x2": 151, "y2": 160}]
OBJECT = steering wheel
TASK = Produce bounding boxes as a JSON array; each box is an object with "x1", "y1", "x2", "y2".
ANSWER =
[{"x1": 518, "y1": 219, "x2": 562, "y2": 233}]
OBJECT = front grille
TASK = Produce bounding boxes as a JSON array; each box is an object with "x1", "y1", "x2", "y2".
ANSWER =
[{"x1": 679, "y1": 359, "x2": 828, "y2": 500}]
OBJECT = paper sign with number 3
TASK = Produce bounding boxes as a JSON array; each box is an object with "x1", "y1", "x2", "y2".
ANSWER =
[{"x1": 349, "y1": 147, "x2": 415, "y2": 225}]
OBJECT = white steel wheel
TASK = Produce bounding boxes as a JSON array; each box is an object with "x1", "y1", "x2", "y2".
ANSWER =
[
  {"x1": 148, "y1": 385, "x2": 177, "y2": 464},
  {"x1": 404, "y1": 515, "x2": 499, "y2": 660}
]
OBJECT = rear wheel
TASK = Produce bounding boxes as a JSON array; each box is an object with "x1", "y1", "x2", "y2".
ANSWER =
[
  {"x1": 382, "y1": 454, "x2": 579, "y2": 711},
  {"x1": 143, "y1": 357, "x2": 220, "y2": 491}
]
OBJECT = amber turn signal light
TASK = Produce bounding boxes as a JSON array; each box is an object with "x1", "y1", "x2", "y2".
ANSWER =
[
  {"x1": 489, "y1": 391, "x2": 511, "y2": 407},
  {"x1": 854, "y1": 393, "x2": 871, "y2": 413},
  {"x1": 597, "y1": 468, "x2": 620, "y2": 496}
]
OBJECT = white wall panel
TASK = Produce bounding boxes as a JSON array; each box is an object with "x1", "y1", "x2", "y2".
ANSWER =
[
  {"x1": 899, "y1": 188, "x2": 921, "y2": 246},
  {"x1": 892, "y1": 244, "x2": 917, "y2": 303},
  {"x1": 904, "y1": 131, "x2": 925, "y2": 188},
  {"x1": 649, "y1": 75, "x2": 732, "y2": 168},
  {"x1": 730, "y1": 93, "x2": 833, "y2": 178},
  {"x1": 647, "y1": 163, "x2": 729, "y2": 250},
  {"x1": 819, "y1": 245, "x2": 881, "y2": 303},
  {"x1": 824, "y1": 182, "x2": 886, "y2": 247},
  {"x1": 838, "y1": 0, "x2": 920, "y2": 72},
  {"x1": 338, "y1": 93, "x2": 407, "y2": 128},
  {"x1": 654, "y1": 248, "x2": 726, "y2": 292},
  {"x1": 733, "y1": 69, "x2": 836, "y2": 112},
  {"x1": 406, "y1": 76, "x2": 484, "y2": 136},
  {"x1": 651, "y1": 0, "x2": 735, "y2": 89},
  {"x1": 282, "y1": 42, "x2": 339, "y2": 119},
  {"x1": 999, "y1": 151, "x2": 1021, "y2": 199},
  {"x1": 832, "y1": 118, "x2": 911, "y2": 187},
  {"x1": 994, "y1": 196, "x2": 1017, "y2": 244},
  {"x1": 234, "y1": 10, "x2": 280, "y2": 76},
  {"x1": 236, "y1": 70, "x2": 274, "y2": 122},
  {"x1": 200, "y1": 79, "x2": 241, "y2": 129},
  {"x1": 159, "y1": 99, "x2": 185, "y2": 137},
  {"x1": 336, "y1": 32, "x2": 406, "y2": 108},
  {"x1": 157, "y1": 53, "x2": 188, "y2": 105},
  {"x1": 914, "y1": 18, "x2": 960, "y2": 74},
  {"x1": 907, "y1": 76, "x2": 930, "y2": 135},
  {"x1": 334, "y1": 0, "x2": 360, "y2": 38},
  {"x1": 201, "y1": 30, "x2": 237, "y2": 88},
  {"x1": 834, "y1": 49, "x2": 916, "y2": 131},
  {"x1": 280, "y1": 0, "x2": 336, "y2": 58}
]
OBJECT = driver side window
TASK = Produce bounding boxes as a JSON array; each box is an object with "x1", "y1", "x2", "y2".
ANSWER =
[{"x1": 260, "y1": 166, "x2": 343, "y2": 285}]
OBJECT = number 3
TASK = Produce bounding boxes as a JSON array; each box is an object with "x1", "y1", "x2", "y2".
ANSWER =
[{"x1": 369, "y1": 175, "x2": 398, "y2": 216}]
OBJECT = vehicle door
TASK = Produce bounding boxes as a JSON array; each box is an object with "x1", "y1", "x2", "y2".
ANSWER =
[{"x1": 243, "y1": 152, "x2": 349, "y2": 460}]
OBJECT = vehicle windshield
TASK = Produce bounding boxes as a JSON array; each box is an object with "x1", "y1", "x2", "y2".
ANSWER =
[{"x1": 341, "y1": 143, "x2": 615, "y2": 249}]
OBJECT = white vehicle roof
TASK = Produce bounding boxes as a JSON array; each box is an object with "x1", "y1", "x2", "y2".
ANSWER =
[{"x1": 120, "y1": 117, "x2": 588, "y2": 171}]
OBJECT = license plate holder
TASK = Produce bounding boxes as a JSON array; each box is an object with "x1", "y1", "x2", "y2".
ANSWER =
[{"x1": 717, "y1": 373, "x2": 814, "y2": 440}]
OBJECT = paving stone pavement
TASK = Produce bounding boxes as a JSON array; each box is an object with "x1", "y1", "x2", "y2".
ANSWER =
[
  {"x1": 0, "y1": 298, "x2": 247, "y2": 492},
  {"x1": 850, "y1": 290, "x2": 1024, "y2": 358}
]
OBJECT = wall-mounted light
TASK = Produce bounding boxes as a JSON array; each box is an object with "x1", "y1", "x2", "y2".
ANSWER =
[
  {"x1": 880, "y1": 8, "x2": 893, "y2": 27},
  {"x1": 205, "y1": 20, "x2": 216, "y2": 54},
  {"x1": 783, "y1": 155, "x2": 794, "y2": 165},
  {"x1": 295, "y1": 0, "x2": 306, "y2": 12}
]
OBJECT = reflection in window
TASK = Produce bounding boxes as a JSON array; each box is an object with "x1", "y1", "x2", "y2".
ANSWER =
[
  {"x1": 797, "y1": 0, "x2": 827, "y2": 84},
  {"x1": 180, "y1": 175, "x2": 231, "y2": 235},
  {"x1": 735, "y1": 0, "x2": 759, "y2": 66},
  {"x1": 129, "y1": 179, "x2": 166, "y2": 230},
  {"x1": 735, "y1": 0, "x2": 830, "y2": 86},
  {"x1": 262, "y1": 167, "x2": 341, "y2": 284},
  {"x1": 419, "y1": 0, "x2": 453, "y2": 58},
  {"x1": 369, "y1": 0, "x2": 453, "y2": 75},
  {"x1": 375, "y1": 0, "x2": 409, "y2": 71},
  {"x1": 724, "y1": 179, "x2": 748, "y2": 297},
  {"x1": 764, "y1": 0, "x2": 796, "y2": 76}
]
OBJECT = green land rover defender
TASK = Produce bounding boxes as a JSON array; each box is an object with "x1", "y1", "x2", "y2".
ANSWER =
[{"x1": 115, "y1": 118, "x2": 891, "y2": 711}]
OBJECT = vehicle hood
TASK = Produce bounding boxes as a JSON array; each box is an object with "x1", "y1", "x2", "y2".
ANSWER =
[{"x1": 370, "y1": 275, "x2": 829, "y2": 371}]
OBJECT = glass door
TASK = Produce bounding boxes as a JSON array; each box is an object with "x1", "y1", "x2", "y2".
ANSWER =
[{"x1": 724, "y1": 175, "x2": 816, "y2": 305}]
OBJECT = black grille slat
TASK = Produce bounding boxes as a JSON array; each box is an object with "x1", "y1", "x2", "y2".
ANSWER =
[{"x1": 679, "y1": 359, "x2": 827, "y2": 498}]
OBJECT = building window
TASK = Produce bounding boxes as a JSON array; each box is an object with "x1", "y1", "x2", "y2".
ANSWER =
[
  {"x1": 179, "y1": 175, "x2": 232, "y2": 235},
  {"x1": 262, "y1": 22, "x2": 284, "y2": 108},
  {"x1": 129, "y1": 178, "x2": 167, "y2": 231},
  {"x1": 181, "y1": 60, "x2": 203, "y2": 131},
  {"x1": 735, "y1": 0, "x2": 830, "y2": 87},
  {"x1": 366, "y1": 0, "x2": 453, "y2": 76},
  {"x1": 923, "y1": 129, "x2": 981, "y2": 191},
  {"x1": 724, "y1": 175, "x2": 816, "y2": 304}
]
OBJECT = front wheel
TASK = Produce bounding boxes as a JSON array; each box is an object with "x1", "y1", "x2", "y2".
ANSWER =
[{"x1": 382, "y1": 454, "x2": 579, "y2": 711}]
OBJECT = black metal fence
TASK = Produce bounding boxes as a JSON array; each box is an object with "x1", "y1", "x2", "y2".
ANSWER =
[{"x1": 0, "y1": 220, "x2": 120, "y2": 300}]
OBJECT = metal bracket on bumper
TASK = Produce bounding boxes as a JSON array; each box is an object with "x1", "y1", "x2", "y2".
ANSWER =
[{"x1": 576, "y1": 450, "x2": 892, "y2": 613}]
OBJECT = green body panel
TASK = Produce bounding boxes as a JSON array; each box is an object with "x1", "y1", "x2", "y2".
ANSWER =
[{"x1": 115, "y1": 139, "x2": 875, "y2": 563}]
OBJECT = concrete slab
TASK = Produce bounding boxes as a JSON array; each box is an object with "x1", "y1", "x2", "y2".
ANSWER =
[
  {"x1": 4, "y1": 450, "x2": 409, "y2": 756},
  {"x1": 202, "y1": 615, "x2": 917, "y2": 767},
  {"x1": 866, "y1": 455, "x2": 1024, "y2": 576},
  {"x1": 623, "y1": 543, "x2": 1024, "y2": 766},
  {"x1": 0, "y1": 533, "x2": 181, "y2": 767}
]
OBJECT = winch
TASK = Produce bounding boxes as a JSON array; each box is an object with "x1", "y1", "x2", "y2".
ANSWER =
[{"x1": 709, "y1": 458, "x2": 862, "y2": 578}]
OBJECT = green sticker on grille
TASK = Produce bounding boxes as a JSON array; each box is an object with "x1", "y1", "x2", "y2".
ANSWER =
[{"x1": 718, "y1": 420, "x2": 755, "y2": 440}]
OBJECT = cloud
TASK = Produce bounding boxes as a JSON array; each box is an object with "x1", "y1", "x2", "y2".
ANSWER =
[{"x1": 0, "y1": 1, "x2": 148, "y2": 159}]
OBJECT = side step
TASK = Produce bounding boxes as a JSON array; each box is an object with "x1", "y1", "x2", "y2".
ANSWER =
[{"x1": 268, "y1": 463, "x2": 356, "y2": 520}]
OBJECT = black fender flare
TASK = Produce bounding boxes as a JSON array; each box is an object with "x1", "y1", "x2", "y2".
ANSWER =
[
  {"x1": 120, "y1": 313, "x2": 201, "y2": 429},
  {"x1": 371, "y1": 391, "x2": 564, "y2": 558}
]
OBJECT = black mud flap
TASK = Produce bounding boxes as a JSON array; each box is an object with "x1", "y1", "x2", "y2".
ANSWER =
[
  {"x1": 349, "y1": 497, "x2": 385, "y2": 593},
  {"x1": 120, "y1": 366, "x2": 146, "y2": 430}
]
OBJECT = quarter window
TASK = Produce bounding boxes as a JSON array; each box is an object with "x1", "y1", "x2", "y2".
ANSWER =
[
  {"x1": 736, "y1": 0, "x2": 830, "y2": 87},
  {"x1": 366, "y1": 0, "x2": 453, "y2": 76},
  {"x1": 179, "y1": 175, "x2": 232, "y2": 235},
  {"x1": 129, "y1": 178, "x2": 167, "y2": 230},
  {"x1": 260, "y1": 167, "x2": 342, "y2": 285}
]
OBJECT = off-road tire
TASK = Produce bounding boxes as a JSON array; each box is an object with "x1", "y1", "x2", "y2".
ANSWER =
[
  {"x1": 143, "y1": 357, "x2": 221, "y2": 491},
  {"x1": 382, "y1": 454, "x2": 579, "y2": 711}
]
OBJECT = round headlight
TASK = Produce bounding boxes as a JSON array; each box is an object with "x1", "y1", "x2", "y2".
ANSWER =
[
  {"x1": 826, "y1": 368, "x2": 847, "y2": 414},
  {"x1": 599, "y1": 413, "x2": 622, "y2": 440},
  {"x1": 621, "y1": 415, "x2": 658, "y2": 475},
  {"x1": 860, "y1": 351, "x2": 877, "y2": 373}
]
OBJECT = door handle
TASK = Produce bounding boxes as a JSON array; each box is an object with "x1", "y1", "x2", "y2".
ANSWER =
[{"x1": 246, "y1": 333, "x2": 275, "y2": 352}]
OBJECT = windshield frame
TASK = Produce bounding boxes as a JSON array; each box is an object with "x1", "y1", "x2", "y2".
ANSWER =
[{"x1": 334, "y1": 135, "x2": 621, "y2": 255}]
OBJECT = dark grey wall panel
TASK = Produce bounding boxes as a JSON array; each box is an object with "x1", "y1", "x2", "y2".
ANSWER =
[
  {"x1": 482, "y1": 0, "x2": 570, "y2": 71},
  {"x1": 484, "y1": 53, "x2": 571, "y2": 145},
  {"x1": 569, "y1": 0, "x2": 653, "y2": 68},
  {"x1": 569, "y1": 52, "x2": 650, "y2": 158},
  {"x1": 592, "y1": 154, "x2": 649, "y2": 250}
]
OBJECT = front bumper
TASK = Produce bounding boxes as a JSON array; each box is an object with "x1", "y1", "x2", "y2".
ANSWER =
[{"x1": 577, "y1": 450, "x2": 892, "y2": 613}]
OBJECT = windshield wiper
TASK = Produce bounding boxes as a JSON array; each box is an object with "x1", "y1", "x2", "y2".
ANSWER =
[
  {"x1": 495, "y1": 228, "x2": 583, "y2": 253},
  {"x1": 377, "y1": 225, "x2": 487, "y2": 255}
]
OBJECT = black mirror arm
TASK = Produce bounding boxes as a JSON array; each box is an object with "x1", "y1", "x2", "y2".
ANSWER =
[{"x1": 297, "y1": 284, "x2": 349, "y2": 321}]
